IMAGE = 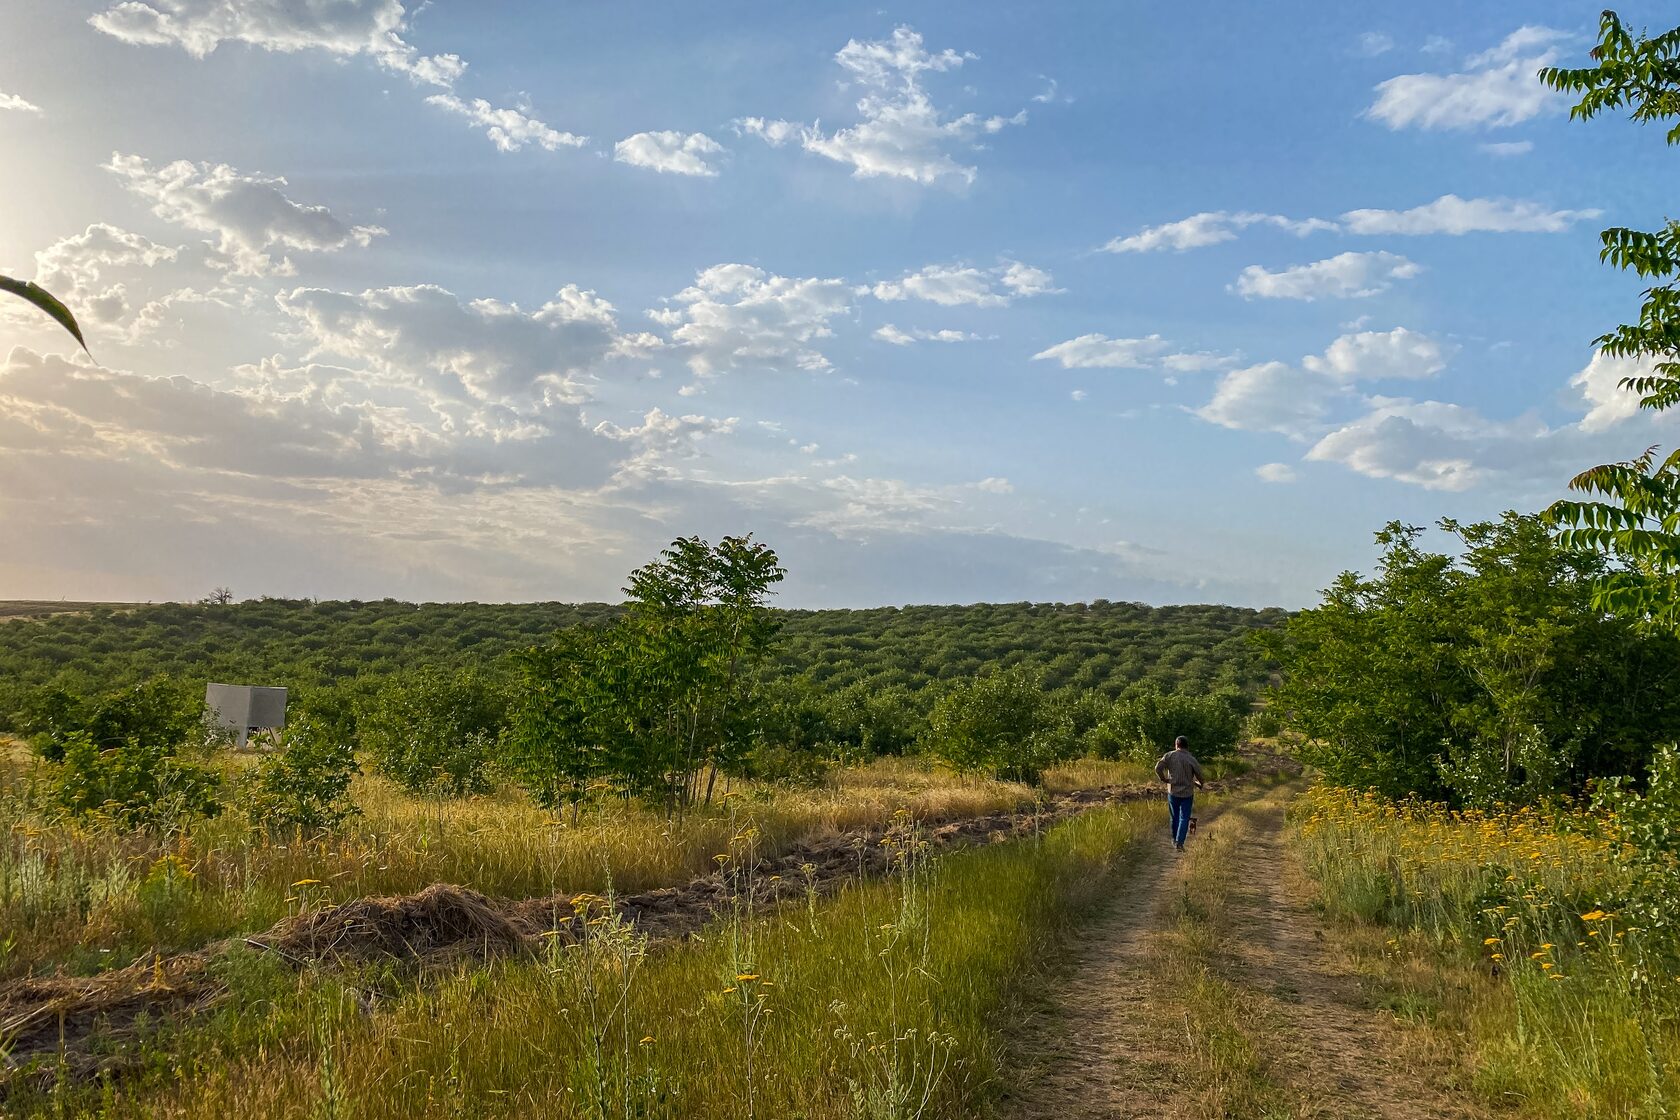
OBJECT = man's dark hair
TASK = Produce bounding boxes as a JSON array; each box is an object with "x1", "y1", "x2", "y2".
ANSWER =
[{"x1": 1174, "y1": 735, "x2": 1187, "y2": 748}]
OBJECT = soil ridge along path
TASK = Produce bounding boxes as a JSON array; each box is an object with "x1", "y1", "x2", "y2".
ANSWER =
[{"x1": 1, "y1": 761, "x2": 1289, "y2": 1082}]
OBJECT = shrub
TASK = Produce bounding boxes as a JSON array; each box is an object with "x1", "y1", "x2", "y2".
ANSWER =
[
  {"x1": 244, "y1": 717, "x2": 360, "y2": 832},
  {"x1": 356, "y1": 667, "x2": 507, "y2": 796},
  {"x1": 926, "y1": 667, "x2": 1074, "y2": 783},
  {"x1": 51, "y1": 730, "x2": 222, "y2": 828},
  {"x1": 1091, "y1": 684, "x2": 1245, "y2": 763}
]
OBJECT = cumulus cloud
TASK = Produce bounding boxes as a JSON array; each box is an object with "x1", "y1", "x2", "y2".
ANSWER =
[
  {"x1": 872, "y1": 325, "x2": 979, "y2": 345},
  {"x1": 1305, "y1": 398, "x2": 1545, "y2": 490},
  {"x1": 871, "y1": 261, "x2": 1058, "y2": 306},
  {"x1": 1367, "y1": 26, "x2": 1569, "y2": 130},
  {"x1": 1300, "y1": 327, "x2": 1449, "y2": 381},
  {"x1": 1197, "y1": 361, "x2": 1343, "y2": 438},
  {"x1": 1194, "y1": 328, "x2": 1447, "y2": 438},
  {"x1": 1255, "y1": 462, "x2": 1298, "y2": 483},
  {"x1": 18, "y1": 224, "x2": 181, "y2": 326},
  {"x1": 650, "y1": 264, "x2": 853, "y2": 379},
  {"x1": 613, "y1": 131, "x2": 726, "y2": 176},
  {"x1": 278, "y1": 283, "x2": 624, "y2": 407},
  {"x1": 1233, "y1": 251, "x2": 1422, "y2": 301},
  {"x1": 1340, "y1": 194, "x2": 1599, "y2": 235},
  {"x1": 1206, "y1": 343, "x2": 1670, "y2": 495},
  {"x1": 106, "y1": 153, "x2": 384, "y2": 275},
  {"x1": 1573, "y1": 351, "x2": 1658, "y2": 432},
  {"x1": 737, "y1": 26, "x2": 1026, "y2": 185},
  {"x1": 425, "y1": 94, "x2": 586, "y2": 153},
  {"x1": 1032, "y1": 334, "x2": 1170, "y2": 369},
  {"x1": 0, "y1": 89, "x2": 42, "y2": 113},
  {"x1": 88, "y1": 0, "x2": 465, "y2": 87},
  {"x1": 1101, "y1": 211, "x2": 1333, "y2": 253}
]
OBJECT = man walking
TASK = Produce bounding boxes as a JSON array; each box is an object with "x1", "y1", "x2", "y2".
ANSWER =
[{"x1": 1155, "y1": 735, "x2": 1205, "y2": 852}]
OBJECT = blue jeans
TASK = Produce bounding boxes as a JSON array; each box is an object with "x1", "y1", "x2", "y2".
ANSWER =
[{"x1": 1169, "y1": 794, "x2": 1194, "y2": 846}]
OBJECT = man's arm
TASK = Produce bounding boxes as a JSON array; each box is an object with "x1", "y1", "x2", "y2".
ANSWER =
[
  {"x1": 1191, "y1": 756, "x2": 1206, "y2": 788},
  {"x1": 1154, "y1": 755, "x2": 1170, "y2": 782}
]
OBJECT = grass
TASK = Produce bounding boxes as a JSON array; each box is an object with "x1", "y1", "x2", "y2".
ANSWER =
[
  {"x1": 0, "y1": 748, "x2": 1155, "y2": 979},
  {"x1": 9, "y1": 793, "x2": 1167, "y2": 1119},
  {"x1": 1291, "y1": 786, "x2": 1680, "y2": 1119}
]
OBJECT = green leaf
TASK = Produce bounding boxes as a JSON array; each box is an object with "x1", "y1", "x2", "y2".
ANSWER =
[{"x1": 0, "y1": 274, "x2": 90, "y2": 354}]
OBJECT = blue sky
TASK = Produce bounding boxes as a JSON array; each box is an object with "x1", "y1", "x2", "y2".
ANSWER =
[{"x1": 0, "y1": 1, "x2": 1673, "y2": 608}]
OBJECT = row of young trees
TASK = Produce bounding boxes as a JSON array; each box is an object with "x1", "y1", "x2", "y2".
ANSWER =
[{"x1": 12, "y1": 533, "x2": 1256, "y2": 831}]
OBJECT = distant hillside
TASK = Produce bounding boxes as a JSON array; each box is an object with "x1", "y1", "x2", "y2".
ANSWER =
[
  {"x1": 0, "y1": 600, "x2": 137, "y2": 621},
  {"x1": 0, "y1": 597, "x2": 1283, "y2": 722}
]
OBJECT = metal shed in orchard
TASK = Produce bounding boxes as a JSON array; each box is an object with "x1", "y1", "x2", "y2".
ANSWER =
[{"x1": 205, "y1": 683, "x2": 287, "y2": 749}]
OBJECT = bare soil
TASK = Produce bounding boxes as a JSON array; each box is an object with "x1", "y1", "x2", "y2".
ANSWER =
[{"x1": 1003, "y1": 787, "x2": 1486, "y2": 1120}]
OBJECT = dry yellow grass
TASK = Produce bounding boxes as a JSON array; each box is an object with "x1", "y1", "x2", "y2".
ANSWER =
[{"x1": 1, "y1": 753, "x2": 1149, "y2": 978}]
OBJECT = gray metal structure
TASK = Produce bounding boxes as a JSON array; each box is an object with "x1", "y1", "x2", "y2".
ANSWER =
[{"x1": 205, "y1": 683, "x2": 287, "y2": 749}]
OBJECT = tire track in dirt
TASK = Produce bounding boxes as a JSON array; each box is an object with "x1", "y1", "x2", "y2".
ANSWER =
[
  {"x1": 1001, "y1": 797, "x2": 1236, "y2": 1119},
  {"x1": 1003, "y1": 786, "x2": 1485, "y2": 1120},
  {"x1": 1220, "y1": 797, "x2": 1482, "y2": 1120}
]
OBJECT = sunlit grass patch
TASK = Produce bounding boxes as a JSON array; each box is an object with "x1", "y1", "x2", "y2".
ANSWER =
[
  {"x1": 1291, "y1": 786, "x2": 1680, "y2": 1119},
  {"x1": 16, "y1": 796, "x2": 1162, "y2": 1119},
  {"x1": 0, "y1": 754, "x2": 1116, "y2": 978}
]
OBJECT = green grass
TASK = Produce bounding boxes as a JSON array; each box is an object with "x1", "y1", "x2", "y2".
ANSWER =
[
  {"x1": 1291, "y1": 785, "x2": 1680, "y2": 1120},
  {"x1": 9, "y1": 796, "x2": 1165, "y2": 1119}
]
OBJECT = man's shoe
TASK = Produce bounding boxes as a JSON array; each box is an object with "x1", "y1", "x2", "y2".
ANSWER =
[{"x1": 1174, "y1": 841, "x2": 1185, "y2": 852}]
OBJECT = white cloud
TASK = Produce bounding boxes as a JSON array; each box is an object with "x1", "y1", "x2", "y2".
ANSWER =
[
  {"x1": 1301, "y1": 327, "x2": 1449, "y2": 381},
  {"x1": 976, "y1": 476, "x2": 1013, "y2": 494},
  {"x1": 613, "y1": 131, "x2": 726, "y2": 176},
  {"x1": 1255, "y1": 462, "x2": 1297, "y2": 483},
  {"x1": 425, "y1": 94, "x2": 586, "y2": 153},
  {"x1": 1102, "y1": 211, "x2": 1333, "y2": 254},
  {"x1": 1573, "y1": 351, "x2": 1658, "y2": 432},
  {"x1": 1480, "y1": 140, "x2": 1534, "y2": 157},
  {"x1": 650, "y1": 264, "x2": 853, "y2": 379},
  {"x1": 1367, "y1": 26, "x2": 1569, "y2": 130},
  {"x1": 1070, "y1": 389, "x2": 1087, "y2": 401},
  {"x1": 1033, "y1": 334, "x2": 1170, "y2": 369},
  {"x1": 1234, "y1": 251, "x2": 1421, "y2": 301},
  {"x1": 1356, "y1": 32, "x2": 1394, "y2": 57},
  {"x1": 872, "y1": 324, "x2": 978, "y2": 345},
  {"x1": 734, "y1": 117, "x2": 801, "y2": 146},
  {"x1": 1306, "y1": 398, "x2": 1538, "y2": 491},
  {"x1": 106, "y1": 153, "x2": 384, "y2": 275},
  {"x1": 871, "y1": 261, "x2": 1057, "y2": 307},
  {"x1": 277, "y1": 282, "x2": 624, "y2": 407},
  {"x1": 88, "y1": 0, "x2": 465, "y2": 87},
  {"x1": 1196, "y1": 361, "x2": 1343, "y2": 438},
  {"x1": 1161, "y1": 351, "x2": 1238, "y2": 373},
  {"x1": 0, "y1": 89, "x2": 42, "y2": 113},
  {"x1": 23, "y1": 224, "x2": 181, "y2": 326},
  {"x1": 1340, "y1": 194, "x2": 1599, "y2": 235},
  {"x1": 1193, "y1": 328, "x2": 1448, "y2": 438},
  {"x1": 738, "y1": 26, "x2": 1026, "y2": 185}
]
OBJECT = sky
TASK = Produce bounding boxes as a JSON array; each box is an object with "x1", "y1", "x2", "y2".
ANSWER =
[{"x1": 0, "y1": 1, "x2": 1674, "y2": 609}]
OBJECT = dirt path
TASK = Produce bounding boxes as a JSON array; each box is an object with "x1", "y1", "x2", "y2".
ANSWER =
[{"x1": 1004, "y1": 785, "x2": 1485, "y2": 1120}]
